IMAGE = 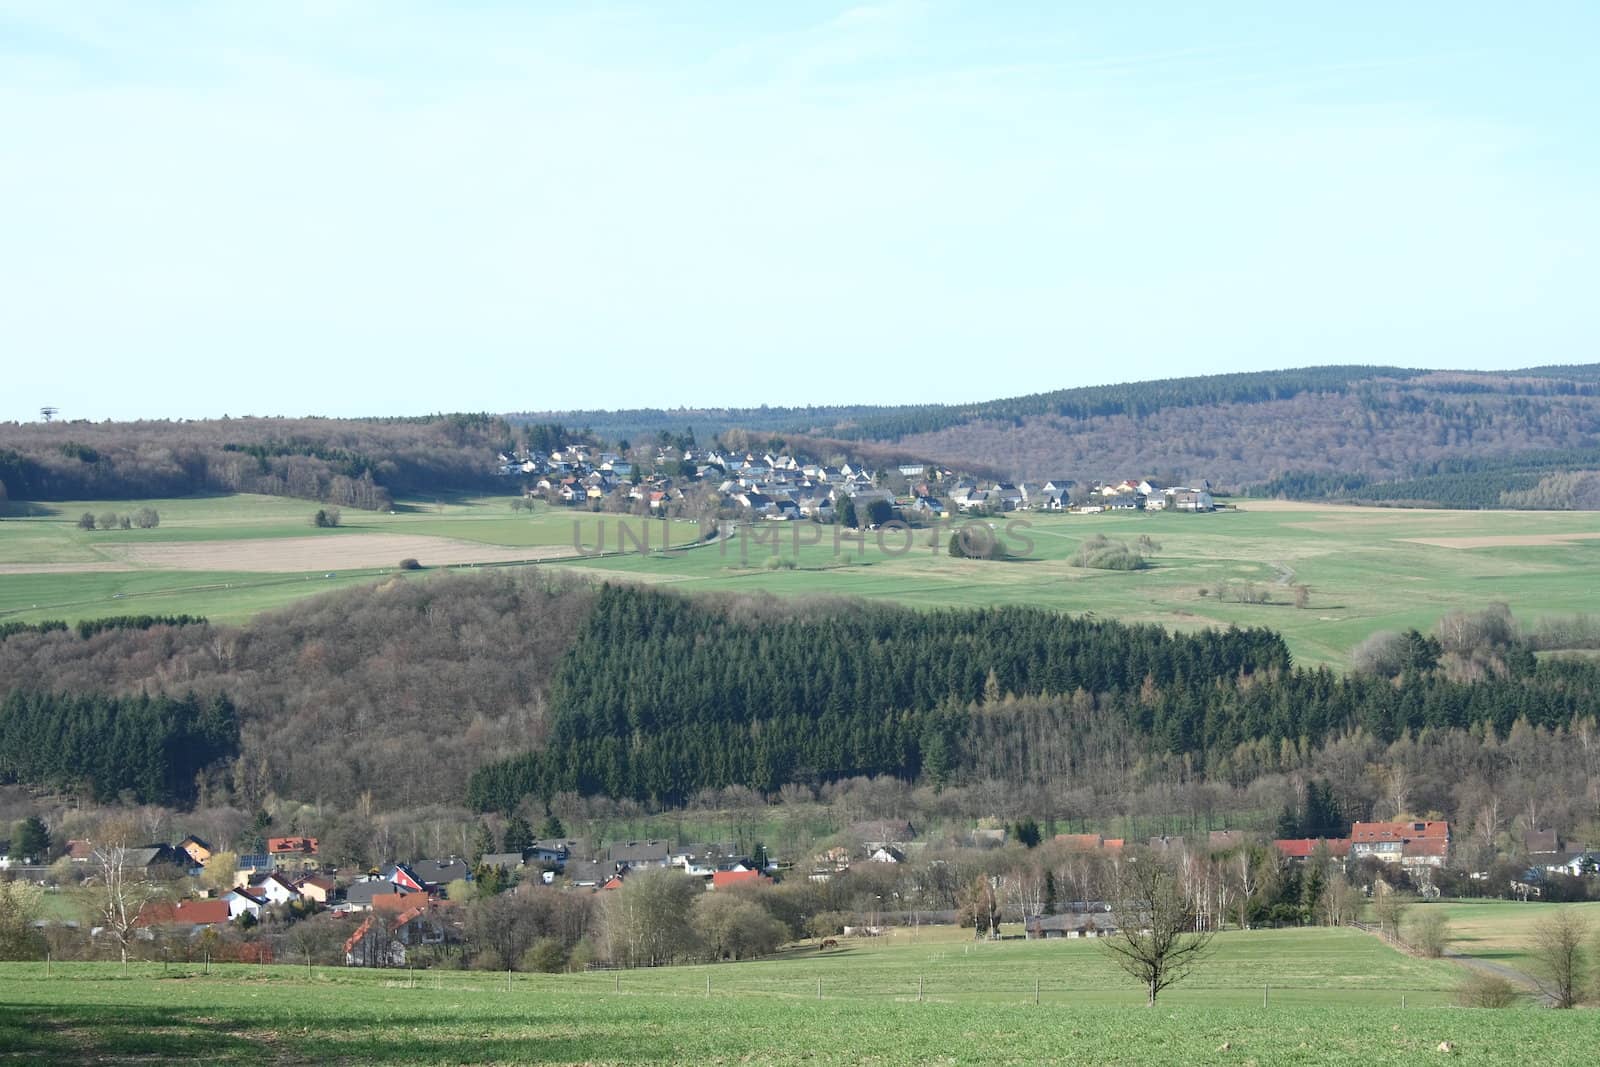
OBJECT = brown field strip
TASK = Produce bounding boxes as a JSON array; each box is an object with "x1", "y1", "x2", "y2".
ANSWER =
[{"x1": 78, "y1": 534, "x2": 581, "y2": 573}]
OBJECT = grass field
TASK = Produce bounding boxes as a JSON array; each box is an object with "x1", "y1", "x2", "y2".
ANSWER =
[
  {"x1": 5, "y1": 494, "x2": 1600, "y2": 666},
  {"x1": 0, "y1": 926, "x2": 1588, "y2": 1064},
  {"x1": 1428, "y1": 900, "x2": 1600, "y2": 975}
]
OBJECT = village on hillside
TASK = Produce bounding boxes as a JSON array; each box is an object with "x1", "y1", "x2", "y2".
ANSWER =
[{"x1": 498, "y1": 444, "x2": 1217, "y2": 522}]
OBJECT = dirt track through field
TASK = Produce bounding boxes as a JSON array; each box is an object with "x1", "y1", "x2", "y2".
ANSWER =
[{"x1": 95, "y1": 534, "x2": 578, "y2": 573}]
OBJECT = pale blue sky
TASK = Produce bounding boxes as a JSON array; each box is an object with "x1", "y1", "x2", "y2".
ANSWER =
[{"x1": 2, "y1": 2, "x2": 1596, "y2": 422}]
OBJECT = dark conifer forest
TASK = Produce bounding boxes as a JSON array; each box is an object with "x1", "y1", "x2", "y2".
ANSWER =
[{"x1": 466, "y1": 585, "x2": 1600, "y2": 813}]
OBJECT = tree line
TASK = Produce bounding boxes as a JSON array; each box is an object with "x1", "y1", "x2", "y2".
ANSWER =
[
  {"x1": 0, "y1": 690, "x2": 238, "y2": 805},
  {"x1": 0, "y1": 413, "x2": 513, "y2": 507}
]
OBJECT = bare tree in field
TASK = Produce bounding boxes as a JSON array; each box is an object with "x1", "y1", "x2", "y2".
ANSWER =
[
  {"x1": 1316, "y1": 875, "x2": 1360, "y2": 927},
  {"x1": 1528, "y1": 908, "x2": 1589, "y2": 1009},
  {"x1": 1102, "y1": 850, "x2": 1215, "y2": 1006},
  {"x1": 91, "y1": 825, "x2": 166, "y2": 965}
]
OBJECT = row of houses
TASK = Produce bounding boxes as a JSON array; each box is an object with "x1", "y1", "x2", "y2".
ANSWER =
[{"x1": 499, "y1": 443, "x2": 1216, "y2": 523}]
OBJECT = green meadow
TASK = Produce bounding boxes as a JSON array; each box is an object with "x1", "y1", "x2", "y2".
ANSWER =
[
  {"x1": 0, "y1": 926, "x2": 1586, "y2": 1065},
  {"x1": 4, "y1": 493, "x2": 1600, "y2": 666},
  {"x1": 1428, "y1": 900, "x2": 1600, "y2": 975}
]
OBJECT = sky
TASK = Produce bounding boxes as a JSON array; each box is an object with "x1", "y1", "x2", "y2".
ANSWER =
[{"x1": 2, "y1": 2, "x2": 1596, "y2": 422}]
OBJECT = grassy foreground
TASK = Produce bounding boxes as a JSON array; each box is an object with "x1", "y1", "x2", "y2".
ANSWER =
[{"x1": 0, "y1": 928, "x2": 1587, "y2": 1065}]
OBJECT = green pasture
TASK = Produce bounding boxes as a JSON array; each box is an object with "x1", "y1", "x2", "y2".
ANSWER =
[
  {"x1": 1428, "y1": 900, "x2": 1600, "y2": 975},
  {"x1": 554, "y1": 504, "x2": 1600, "y2": 667},
  {"x1": 0, "y1": 926, "x2": 1585, "y2": 1065},
  {"x1": 5, "y1": 493, "x2": 1600, "y2": 667}
]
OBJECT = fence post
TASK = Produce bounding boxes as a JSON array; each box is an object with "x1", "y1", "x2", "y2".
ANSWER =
[
  {"x1": 1263, "y1": 984, "x2": 1269, "y2": 1009},
  {"x1": 918, "y1": 976, "x2": 924, "y2": 1002},
  {"x1": 615, "y1": 972, "x2": 620, "y2": 994},
  {"x1": 816, "y1": 978, "x2": 821, "y2": 1000},
  {"x1": 705, "y1": 975, "x2": 711, "y2": 998},
  {"x1": 1035, "y1": 978, "x2": 1040, "y2": 1006}
]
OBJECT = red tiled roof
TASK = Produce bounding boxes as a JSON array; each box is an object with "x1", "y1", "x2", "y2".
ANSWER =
[
  {"x1": 1055, "y1": 834, "x2": 1104, "y2": 851},
  {"x1": 1274, "y1": 838, "x2": 1352, "y2": 859},
  {"x1": 136, "y1": 899, "x2": 230, "y2": 927},
  {"x1": 267, "y1": 836, "x2": 319, "y2": 855},
  {"x1": 1350, "y1": 821, "x2": 1448, "y2": 843},
  {"x1": 711, "y1": 870, "x2": 769, "y2": 889},
  {"x1": 371, "y1": 892, "x2": 418, "y2": 913},
  {"x1": 1403, "y1": 838, "x2": 1449, "y2": 858}
]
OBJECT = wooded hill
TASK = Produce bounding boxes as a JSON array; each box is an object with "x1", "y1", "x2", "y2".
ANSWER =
[
  {"x1": 467, "y1": 585, "x2": 1600, "y2": 814},
  {"x1": 3, "y1": 575, "x2": 1599, "y2": 842},
  {"x1": 0, "y1": 413, "x2": 513, "y2": 508},
  {"x1": 527, "y1": 364, "x2": 1600, "y2": 507}
]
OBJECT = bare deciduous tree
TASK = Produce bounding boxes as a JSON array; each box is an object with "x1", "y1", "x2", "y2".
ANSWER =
[
  {"x1": 91, "y1": 825, "x2": 166, "y2": 964},
  {"x1": 1102, "y1": 850, "x2": 1215, "y2": 1006},
  {"x1": 1409, "y1": 908, "x2": 1454, "y2": 958},
  {"x1": 1316, "y1": 875, "x2": 1360, "y2": 927},
  {"x1": 1528, "y1": 907, "x2": 1589, "y2": 1009}
]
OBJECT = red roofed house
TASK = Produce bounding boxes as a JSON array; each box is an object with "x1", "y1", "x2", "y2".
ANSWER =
[
  {"x1": 1350, "y1": 821, "x2": 1449, "y2": 870},
  {"x1": 1055, "y1": 834, "x2": 1105, "y2": 852},
  {"x1": 267, "y1": 837, "x2": 319, "y2": 871},
  {"x1": 135, "y1": 898, "x2": 231, "y2": 931},
  {"x1": 389, "y1": 864, "x2": 428, "y2": 894},
  {"x1": 710, "y1": 869, "x2": 772, "y2": 891},
  {"x1": 1273, "y1": 838, "x2": 1353, "y2": 861}
]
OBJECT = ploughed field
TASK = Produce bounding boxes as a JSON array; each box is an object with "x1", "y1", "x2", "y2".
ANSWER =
[
  {"x1": 0, "y1": 926, "x2": 1586, "y2": 1065},
  {"x1": 3, "y1": 493, "x2": 1599, "y2": 667}
]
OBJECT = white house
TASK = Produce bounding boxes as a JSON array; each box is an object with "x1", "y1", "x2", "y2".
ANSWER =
[
  {"x1": 222, "y1": 887, "x2": 266, "y2": 921},
  {"x1": 251, "y1": 872, "x2": 302, "y2": 906}
]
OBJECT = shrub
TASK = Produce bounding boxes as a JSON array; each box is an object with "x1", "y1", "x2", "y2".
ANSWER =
[
  {"x1": 96, "y1": 511, "x2": 119, "y2": 531},
  {"x1": 1069, "y1": 534, "x2": 1147, "y2": 570},
  {"x1": 1410, "y1": 908, "x2": 1454, "y2": 958},
  {"x1": 948, "y1": 525, "x2": 1007, "y2": 560},
  {"x1": 77, "y1": 512, "x2": 96, "y2": 531},
  {"x1": 468, "y1": 948, "x2": 505, "y2": 972},
  {"x1": 132, "y1": 507, "x2": 160, "y2": 529},
  {"x1": 520, "y1": 937, "x2": 568, "y2": 973},
  {"x1": 312, "y1": 508, "x2": 342, "y2": 528},
  {"x1": 1456, "y1": 971, "x2": 1518, "y2": 1008},
  {"x1": 399, "y1": 558, "x2": 422, "y2": 571}
]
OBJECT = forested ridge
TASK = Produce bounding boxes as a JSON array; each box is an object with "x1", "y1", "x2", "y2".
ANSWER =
[
  {"x1": 526, "y1": 364, "x2": 1600, "y2": 507},
  {"x1": 467, "y1": 586, "x2": 1600, "y2": 813},
  {"x1": 0, "y1": 413, "x2": 511, "y2": 507}
]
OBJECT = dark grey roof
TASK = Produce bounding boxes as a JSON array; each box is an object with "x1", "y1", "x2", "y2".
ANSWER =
[
  {"x1": 608, "y1": 841, "x2": 670, "y2": 864},
  {"x1": 344, "y1": 880, "x2": 386, "y2": 906},
  {"x1": 411, "y1": 859, "x2": 471, "y2": 884},
  {"x1": 564, "y1": 860, "x2": 614, "y2": 886},
  {"x1": 480, "y1": 852, "x2": 525, "y2": 870}
]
